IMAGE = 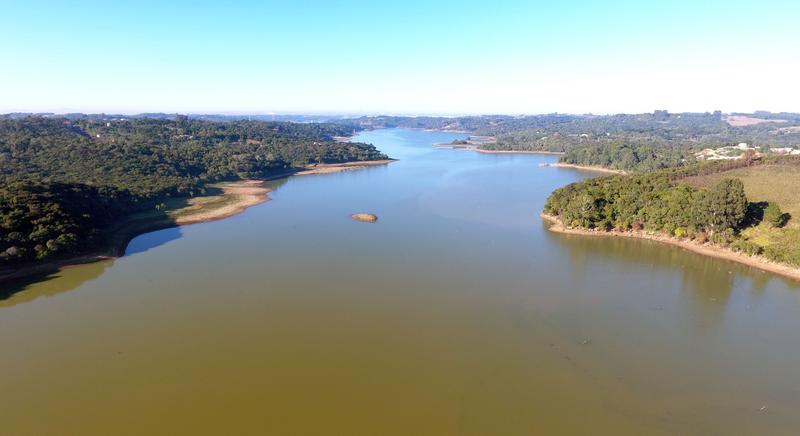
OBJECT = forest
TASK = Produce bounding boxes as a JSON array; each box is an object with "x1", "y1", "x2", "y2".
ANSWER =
[
  {"x1": 0, "y1": 116, "x2": 387, "y2": 265},
  {"x1": 559, "y1": 142, "x2": 695, "y2": 172}
]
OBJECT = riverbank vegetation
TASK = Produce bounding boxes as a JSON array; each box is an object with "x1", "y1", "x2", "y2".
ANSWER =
[
  {"x1": 0, "y1": 116, "x2": 387, "y2": 268},
  {"x1": 543, "y1": 156, "x2": 800, "y2": 269}
]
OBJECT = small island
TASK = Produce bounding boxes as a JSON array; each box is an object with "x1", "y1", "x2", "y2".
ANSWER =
[{"x1": 350, "y1": 213, "x2": 378, "y2": 223}]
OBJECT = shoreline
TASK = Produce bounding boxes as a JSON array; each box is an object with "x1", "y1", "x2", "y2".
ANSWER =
[
  {"x1": 542, "y1": 162, "x2": 626, "y2": 174},
  {"x1": 540, "y1": 213, "x2": 800, "y2": 282},
  {"x1": 422, "y1": 128, "x2": 471, "y2": 133},
  {"x1": 169, "y1": 180, "x2": 272, "y2": 226},
  {"x1": 294, "y1": 159, "x2": 395, "y2": 176},
  {"x1": 0, "y1": 161, "x2": 395, "y2": 285},
  {"x1": 476, "y1": 149, "x2": 565, "y2": 155},
  {"x1": 433, "y1": 143, "x2": 566, "y2": 156},
  {"x1": 0, "y1": 180, "x2": 273, "y2": 285}
]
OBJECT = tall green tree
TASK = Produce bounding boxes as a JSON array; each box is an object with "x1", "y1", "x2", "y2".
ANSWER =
[{"x1": 699, "y1": 178, "x2": 747, "y2": 233}]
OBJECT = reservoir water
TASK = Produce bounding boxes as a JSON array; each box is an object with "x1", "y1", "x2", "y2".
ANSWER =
[{"x1": 2, "y1": 129, "x2": 799, "y2": 435}]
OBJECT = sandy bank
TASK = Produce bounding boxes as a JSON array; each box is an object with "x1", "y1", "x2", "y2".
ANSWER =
[
  {"x1": 423, "y1": 128, "x2": 471, "y2": 133},
  {"x1": 295, "y1": 159, "x2": 395, "y2": 176},
  {"x1": 432, "y1": 143, "x2": 475, "y2": 150},
  {"x1": 433, "y1": 143, "x2": 564, "y2": 156},
  {"x1": 169, "y1": 180, "x2": 271, "y2": 226},
  {"x1": 476, "y1": 149, "x2": 565, "y2": 155},
  {"x1": 543, "y1": 162, "x2": 626, "y2": 174},
  {"x1": 541, "y1": 213, "x2": 800, "y2": 282}
]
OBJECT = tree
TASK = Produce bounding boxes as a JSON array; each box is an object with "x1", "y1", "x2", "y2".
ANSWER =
[
  {"x1": 742, "y1": 149, "x2": 758, "y2": 165},
  {"x1": 763, "y1": 202, "x2": 786, "y2": 228},
  {"x1": 699, "y1": 178, "x2": 748, "y2": 233}
]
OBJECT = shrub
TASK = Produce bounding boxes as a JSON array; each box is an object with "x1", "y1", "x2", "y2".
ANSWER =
[
  {"x1": 710, "y1": 229, "x2": 735, "y2": 246},
  {"x1": 694, "y1": 231, "x2": 708, "y2": 244},
  {"x1": 763, "y1": 202, "x2": 786, "y2": 228},
  {"x1": 730, "y1": 239, "x2": 763, "y2": 256},
  {"x1": 763, "y1": 229, "x2": 800, "y2": 266}
]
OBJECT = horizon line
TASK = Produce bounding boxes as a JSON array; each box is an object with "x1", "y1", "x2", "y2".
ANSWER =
[{"x1": 2, "y1": 109, "x2": 796, "y2": 118}]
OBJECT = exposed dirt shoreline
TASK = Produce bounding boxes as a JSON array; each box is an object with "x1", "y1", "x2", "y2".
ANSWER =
[
  {"x1": 170, "y1": 180, "x2": 272, "y2": 226},
  {"x1": 542, "y1": 162, "x2": 626, "y2": 174},
  {"x1": 432, "y1": 143, "x2": 566, "y2": 156},
  {"x1": 540, "y1": 213, "x2": 800, "y2": 282},
  {"x1": 1, "y1": 161, "x2": 395, "y2": 285},
  {"x1": 475, "y1": 149, "x2": 565, "y2": 155},
  {"x1": 295, "y1": 159, "x2": 395, "y2": 175}
]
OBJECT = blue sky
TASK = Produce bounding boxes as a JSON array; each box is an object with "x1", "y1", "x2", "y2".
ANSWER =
[{"x1": 1, "y1": 0, "x2": 798, "y2": 114}]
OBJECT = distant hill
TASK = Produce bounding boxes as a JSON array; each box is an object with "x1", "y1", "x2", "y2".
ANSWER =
[
  {"x1": 337, "y1": 112, "x2": 800, "y2": 163},
  {"x1": 7, "y1": 112, "x2": 800, "y2": 156}
]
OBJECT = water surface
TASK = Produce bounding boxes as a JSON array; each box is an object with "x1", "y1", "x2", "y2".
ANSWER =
[{"x1": 1, "y1": 129, "x2": 799, "y2": 435}]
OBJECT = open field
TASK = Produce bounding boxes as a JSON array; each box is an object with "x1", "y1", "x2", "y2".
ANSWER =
[
  {"x1": 681, "y1": 163, "x2": 800, "y2": 228},
  {"x1": 680, "y1": 161, "x2": 800, "y2": 267},
  {"x1": 775, "y1": 125, "x2": 800, "y2": 133},
  {"x1": 724, "y1": 115, "x2": 787, "y2": 126}
]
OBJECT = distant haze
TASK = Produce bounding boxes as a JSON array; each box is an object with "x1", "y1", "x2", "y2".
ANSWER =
[{"x1": 1, "y1": 0, "x2": 798, "y2": 114}]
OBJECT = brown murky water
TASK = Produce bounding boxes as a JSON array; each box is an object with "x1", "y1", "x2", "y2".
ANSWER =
[{"x1": 1, "y1": 129, "x2": 799, "y2": 435}]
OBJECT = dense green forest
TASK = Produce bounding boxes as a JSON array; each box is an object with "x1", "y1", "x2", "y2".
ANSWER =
[
  {"x1": 0, "y1": 116, "x2": 387, "y2": 266},
  {"x1": 559, "y1": 142, "x2": 696, "y2": 171},
  {"x1": 543, "y1": 156, "x2": 800, "y2": 266}
]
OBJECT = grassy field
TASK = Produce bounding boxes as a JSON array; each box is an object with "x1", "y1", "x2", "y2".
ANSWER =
[
  {"x1": 681, "y1": 163, "x2": 800, "y2": 229},
  {"x1": 680, "y1": 160, "x2": 800, "y2": 266}
]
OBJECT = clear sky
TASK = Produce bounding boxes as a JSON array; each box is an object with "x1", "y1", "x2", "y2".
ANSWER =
[{"x1": 1, "y1": 0, "x2": 798, "y2": 115}]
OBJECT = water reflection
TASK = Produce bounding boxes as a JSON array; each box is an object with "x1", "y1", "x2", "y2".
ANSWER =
[
  {"x1": 0, "y1": 260, "x2": 112, "y2": 307},
  {"x1": 0, "y1": 177, "x2": 291, "y2": 304},
  {"x1": 548, "y1": 227, "x2": 749, "y2": 330},
  {"x1": 125, "y1": 227, "x2": 183, "y2": 256}
]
